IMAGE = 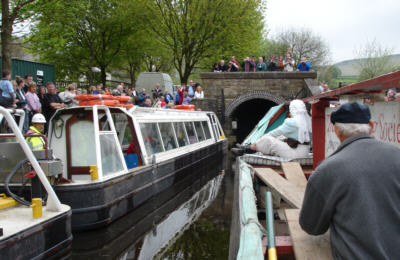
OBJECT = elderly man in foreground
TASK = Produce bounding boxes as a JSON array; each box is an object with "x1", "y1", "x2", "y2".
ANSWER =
[{"x1": 300, "y1": 102, "x2": 400, "y2": 259}]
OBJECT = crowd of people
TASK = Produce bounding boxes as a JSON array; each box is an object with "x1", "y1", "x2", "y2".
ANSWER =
[
  {"x1": 0, "y1": 70, "x2": 65, "y2": 134},
  {"x1": 0, "y1": 69, "x2": 206, "y2": 135},
  {"x1": 84, "y1": 80, "x2": 205, "y2": 108},
  {"x1": 211, "y1": 50, "x2": 311, "y2": 73}
]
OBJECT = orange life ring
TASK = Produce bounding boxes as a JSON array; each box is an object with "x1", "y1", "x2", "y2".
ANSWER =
[
  {"x1": 74, "y1": 94, "x2": 115, "y2": 101},
  {"x1": 115, "y1": 103, "x2": 134, "y2": 109},
  {"x1": 175, "y1": 104, "x2": 195, "y2": 111},
  {"x1": 114, "y1": 96, "x2": 130, "y2": 103},
  {"x1": 79, "y1": 100, "x2": 119, "y2": 106}
]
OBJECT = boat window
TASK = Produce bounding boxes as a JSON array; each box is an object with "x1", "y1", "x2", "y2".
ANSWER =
[
  {"x1": 173, "y1": 122, "x2": 189, "y2": 147},
  {"x1": 185, "y1": 122, "x2": 198, "y2": 144},
  {"x1": 209, "y1": 115, "x2": 220, "y2": 139},
  {"x1": 98, "y1": 113, "x2": 111, "y2": 131},
  {"x1": 122, "y1": 125, "x2": 133, "y2": 146},
  {"x1": 70, "y1": 120, "x2": 96, "y2": 166},
  {"x1": 202, "y1": 121, "x2": 212, "y2": 140},
  {"x1": 159, "y1": 122, "x2": 178, "y2": 151},
  {"x1": 140, "y1": 123, "x2": 164, "y2": 155},
  {"x1": 112, "y1": 113, "x2": 132, "y2": 146},
  {"x1": 194, "y1": 121, "x2": 206, "y2": 141},
  {"x1": 100, "y1": 134, "x2": 125, "y2": 176}
]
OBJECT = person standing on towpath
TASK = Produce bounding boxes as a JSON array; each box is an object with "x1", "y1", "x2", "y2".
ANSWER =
[{"x1": 300, "y1": 102, "x2": 400, "y2": 259}]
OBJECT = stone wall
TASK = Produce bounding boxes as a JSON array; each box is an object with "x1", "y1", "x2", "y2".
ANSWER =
[
  {"x1": 197, "y1": 72, "x2": 317, "y2": 142},
  {"x1": 200, "y1": 71, "x2": 317, "y2": 118}
]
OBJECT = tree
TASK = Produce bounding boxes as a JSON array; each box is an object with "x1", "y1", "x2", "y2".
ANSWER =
[
  {"x1": 355, "y1": 39, "x2": 393, "y2": 81},
  {"x1": 29, "y1": 0, "x2": 133, "y2": 85},
  {"x1": 273, "y1": 27, "x2": 330, "y2": 67},
  {"x1": 1, "y1": 0, "x2": 38, "y2": 72},
  {"x1": 144, "y1": 0, "x2": 265, "y2": 84},
  {"x1": 259, "y1": 38, "x2": 289, "y2": 60},
  {"x1": 318, "y1": 65, "x2": 341, "y2": 88}
]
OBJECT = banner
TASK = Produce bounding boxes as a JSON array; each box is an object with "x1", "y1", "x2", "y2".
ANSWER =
[{"x1": 325, "y1": 101, "x2": 400, "y2": 157}]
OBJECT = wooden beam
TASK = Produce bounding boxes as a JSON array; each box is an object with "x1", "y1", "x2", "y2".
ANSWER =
[
  {"x1": 281, "y1": 162, "x2": 308, "y2": 191},
  {"x1": 285, "y1": 209, "x2": 333, "y2": 260},
  {"x1": 254, "y1": 168, "x2": 304, "y2": 208}
]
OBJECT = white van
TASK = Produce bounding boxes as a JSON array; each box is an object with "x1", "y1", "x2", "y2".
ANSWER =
[{"x1": 136, "y1": 72, "x2": 174, "y2": 98}]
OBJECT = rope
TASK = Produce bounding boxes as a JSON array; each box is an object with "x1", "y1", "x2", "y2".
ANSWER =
[{"x1": 243, "y1": 217, "x2": 267, "y2": 236}]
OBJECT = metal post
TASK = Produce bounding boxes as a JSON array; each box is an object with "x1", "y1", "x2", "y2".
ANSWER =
[
  {"x1": 265, "y1": 191, "x2": 277, "y2": 260},
  {"x1": 0, "y1": 106, "x2": 63, "y2": 211}
]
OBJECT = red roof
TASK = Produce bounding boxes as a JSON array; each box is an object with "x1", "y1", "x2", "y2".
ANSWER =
[{"x1": 304, "y1": 70, "x2": 400, "y2": 102}]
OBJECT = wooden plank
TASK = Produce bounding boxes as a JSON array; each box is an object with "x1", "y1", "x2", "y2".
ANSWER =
[
  {"x1": 285, "y1": 209, "x2": 333, "y2": 260},
  {"x1": 281, "y1": 162, "x2": 308, "y2": 191},
  {"x1": 254, "y1": 168, "x2": 304, "y2": 208}
]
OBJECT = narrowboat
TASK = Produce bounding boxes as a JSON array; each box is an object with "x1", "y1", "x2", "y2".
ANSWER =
[
  {"x1": 71, "y1": 158, "x2": 225, "y2": 259},
  {"x1": 229, "y1": 70, "x2": 400, "y2": 259},
  {"x1": 10, "y1": 104, "x2": 226, "y2": 231},
  {"x1": 0, "y1": 107, "x2": 72, "y2": 259}
]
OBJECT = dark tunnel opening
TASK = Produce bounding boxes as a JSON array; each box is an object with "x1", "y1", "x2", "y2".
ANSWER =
[{"x1": 230, "y1": 99, "x2": 278, "y2": 143}]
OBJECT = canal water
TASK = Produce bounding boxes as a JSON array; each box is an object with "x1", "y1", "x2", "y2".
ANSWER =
[{"x1": 70, "y1": 154, "x2": 234, "y2": 260}]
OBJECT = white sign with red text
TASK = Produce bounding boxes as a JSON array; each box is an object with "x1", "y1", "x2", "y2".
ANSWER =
[{"x1": 325, "y1": 101, "x2": 400, "y2": 157}]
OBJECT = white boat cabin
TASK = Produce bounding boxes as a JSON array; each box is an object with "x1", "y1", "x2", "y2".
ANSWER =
[{"x1": 47, "y1": 106, "x2": 225, "y2": 183}]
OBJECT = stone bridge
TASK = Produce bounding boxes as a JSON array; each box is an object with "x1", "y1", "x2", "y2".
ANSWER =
[{"x1": 191, "y1": 72, "x2": 318, "y2": 144}]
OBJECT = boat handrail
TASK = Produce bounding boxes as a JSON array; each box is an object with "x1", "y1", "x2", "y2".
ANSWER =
[
  {"x1": 0, "y1": 106, "x2": 63, "y2": 212},
  {"x1": 0, "y1": 108, "x2": 25, "y2": 130}
]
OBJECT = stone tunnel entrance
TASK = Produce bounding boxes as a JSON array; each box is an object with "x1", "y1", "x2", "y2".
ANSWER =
[{"x1": 229, "y1": 99, "x2": 278, "y2": 143}]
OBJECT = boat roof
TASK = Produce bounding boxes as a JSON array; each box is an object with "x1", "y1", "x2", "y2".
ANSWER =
[{"x1": 54, "y1": 106, "x2": 214, "y2": 119}]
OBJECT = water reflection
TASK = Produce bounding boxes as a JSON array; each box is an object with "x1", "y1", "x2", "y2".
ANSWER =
[
  {"x1": 71, "y1": 155, "x2": 228, "y2": 259},
  {"x1": 159, "y1": 157, "x2": 234, "y2": 260},
  {"x1": 122, "y1": 174, "x2": 224, "y2": 260}
]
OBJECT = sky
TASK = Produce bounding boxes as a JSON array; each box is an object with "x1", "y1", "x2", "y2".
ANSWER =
[{"x1": 265, "y1": 0, "x2": 400, "y2": 63}]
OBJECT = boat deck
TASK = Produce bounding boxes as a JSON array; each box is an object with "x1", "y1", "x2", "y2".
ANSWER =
[{"x1": 1, "y1": 204, "x2": 70, "y2": 240}]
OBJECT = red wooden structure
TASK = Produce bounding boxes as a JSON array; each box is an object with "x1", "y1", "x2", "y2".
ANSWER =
[{"x1": 305, "y1": 70, "x2": 400, "y2": 168}]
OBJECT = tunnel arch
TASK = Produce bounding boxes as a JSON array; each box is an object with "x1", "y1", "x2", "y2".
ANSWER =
[
  {"x1": 226, "y1": 91, "x2": 286, "y2": 143},
  {"x1": 225, "y1": 90, "x2": 285, "y2": 118}
]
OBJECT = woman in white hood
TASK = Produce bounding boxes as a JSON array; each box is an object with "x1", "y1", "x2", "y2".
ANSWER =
[{"x1": 232, "y1": 99, "x2": 312, "y2": 159}]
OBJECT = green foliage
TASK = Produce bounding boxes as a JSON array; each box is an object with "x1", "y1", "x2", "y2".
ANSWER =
[
  {"x1": 28, "y1": 0, "x2": 135, "y2": 84},
  {"x1": 318, "y1": 65, "x2": 341, "y2": 88},
  {"x1": 159, "y1": 219, "x2": 230, "y2": 259},
  {"x1": 1, "y1": 0, "x2": 42, "y2": 71},
  {"x1": 27, "y1": 0, "x2": 266, "y2": 84},
  {"x1": 144, "y1": 0, "x2": 266, "y2": 83},
  {"x1": 260, "y1": 38, "x2": 289, "y2": 59}
]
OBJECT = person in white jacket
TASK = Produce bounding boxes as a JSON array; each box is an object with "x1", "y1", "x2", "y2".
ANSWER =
[
  {"x1": 58, "y1": 84, "x2": 78, "y2": 107},
  {"x1": 232, "y1": 99, "x2": 312, "y2": 159}
]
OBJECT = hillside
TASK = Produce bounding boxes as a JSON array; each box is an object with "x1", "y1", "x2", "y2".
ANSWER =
[{"x1": 334, "y1": 54, "x2": 400, "y2": 77}]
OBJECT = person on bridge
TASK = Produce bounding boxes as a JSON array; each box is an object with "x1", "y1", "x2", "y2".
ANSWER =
[
  {"x1": 26, "y1": 113, "x2": 46, "y2": 151},
  {"x1": 232, "y1": 99, "x2": 312, "y2": 159},
  {"x1": 300, "y1": 102, "x2": 400, "y2": 259},
  {"x1": 297, "y1": 57, "x2": 311, "y2": 71}
]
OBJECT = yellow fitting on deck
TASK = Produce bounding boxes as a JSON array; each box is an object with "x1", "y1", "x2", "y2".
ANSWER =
[
  {"x1": 220, "y1": 135, "x2": 225, "y2": 139},
  {"x1": 0, "y1": 193, "x2": 18, "y2": 209},
  {"x1": 30, "y1": 198, "x2": 42, "y2": 218},
  {"x1": 268, "y1": 248, "x2": 277, "y2": 260},
  {"x1": 90, "y1": 165, "x2": 99, "y2": 180}
]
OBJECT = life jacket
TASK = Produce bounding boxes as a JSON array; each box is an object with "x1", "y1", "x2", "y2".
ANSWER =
[{"x1": 25, "y1": 126, "x2": 45, "y2": 151}]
